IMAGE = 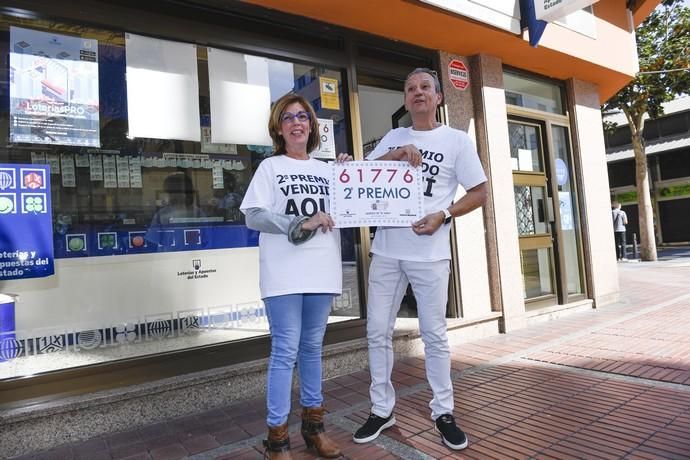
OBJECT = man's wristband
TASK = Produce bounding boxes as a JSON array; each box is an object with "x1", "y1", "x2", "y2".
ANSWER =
[{"x1": 442, "y1": 208, "x2": 452, "y2": 225}]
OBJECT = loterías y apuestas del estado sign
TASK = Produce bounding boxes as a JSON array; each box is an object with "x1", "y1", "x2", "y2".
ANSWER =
[{"x1": 535, "y1": 0, "x2": 600, "y2": 22}]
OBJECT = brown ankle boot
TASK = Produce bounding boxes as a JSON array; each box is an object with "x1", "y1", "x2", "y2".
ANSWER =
[
  {"x1": 263, "y1": 423, "x2": 292, "y2": 460},
  {"x1": 301, "y1": 406, "x2": 341, "y2": 458}
]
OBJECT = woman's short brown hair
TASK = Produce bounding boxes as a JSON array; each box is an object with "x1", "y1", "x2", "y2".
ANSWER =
[{"x1": 268, "y1": 93, "x2": 321, "y2": 155}]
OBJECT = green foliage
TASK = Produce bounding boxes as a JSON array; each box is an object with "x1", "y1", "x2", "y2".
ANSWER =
[{"x1": 602, "y1": 0, "x2": 690, "y2": 126}]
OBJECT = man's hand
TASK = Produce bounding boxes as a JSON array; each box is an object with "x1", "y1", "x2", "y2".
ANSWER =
[
  {"x1": 411, "y1": 211, "x2": 444, "y2": 235},
  {"x1": 387, "y1": 144, "x2": 423, "y2": 167},
  {"x1": 301, "y1": 211, "x2": 335, "y2": 233}
]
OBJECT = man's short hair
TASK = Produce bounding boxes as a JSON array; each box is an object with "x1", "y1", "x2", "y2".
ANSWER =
[{"x1": 406, "y1": 67, "x2": 441, "y2": 93}]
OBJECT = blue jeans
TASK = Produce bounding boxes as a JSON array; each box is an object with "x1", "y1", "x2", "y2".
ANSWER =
[{"x1": 264, "y1": 293, "x2": 333, "y2": 427}]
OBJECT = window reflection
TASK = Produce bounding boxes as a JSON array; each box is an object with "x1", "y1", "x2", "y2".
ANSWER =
[
  {"x1": 504, "y1": 72, "x2": 564, "y2": 115},
  {"x1": 521, "y1": 248, "x2": 554, "y2": 299},
  {"x1": 508, "y1": 122, "x2": 542, "y2": 172}
]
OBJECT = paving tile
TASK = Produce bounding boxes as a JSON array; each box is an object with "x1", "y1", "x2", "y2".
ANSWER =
[
  {"x1": 34, "y1": 446, "x2": 74, "y2": 460},
  {"x1": 148, "y1": 444, "x2": 187, "y2": 460},
  {"x1": 106, "y1": 431, "x2": 142, "y2": 450},
  {"x1": 74, "y1": 450, "x2": 111, "y2": 460},
  {"x1": 212, "y1": 426, "x2": 251, "y2": 445},
  {"x1": 143, "y1": 435, "x2": 180, "y2": 452},
  {"x1": 136, "y1": 424, "x2": 172, "y2": 442},
  {"x1": 71, "y1": 438, "x2": 108, "y2": 459},
  {"x1": 177, "y1": 433, "x2": 219, "y2": 455},
  {"x1": 110, "y1": 442, "x2": 148, "y2": 459},
  {"x1": 119, "y1": 454, "x2": 151, "y2": 460},
  {"x1": 236, "y1": 419, "x2": 266, "y2": 437}
]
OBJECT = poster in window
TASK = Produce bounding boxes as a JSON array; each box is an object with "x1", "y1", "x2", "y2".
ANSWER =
[
  {"x1": 0, "y1": 164, "x2": 54, "y2": 280},
  {"x1": 559, "y1": 191, "x2": 574, "y2": 231},
  {"x1": 125, "y1": 33, "x2": 200, "y2": 142},
  {"x1": 311, "y1": 118, "x2": 336, "y2": 160},
  {"x1": 207, "y1": 48, "x2": 272, "y2": 146},
  {"x1": 9, "y1": 27, "x2": 100, "y2": 147}
]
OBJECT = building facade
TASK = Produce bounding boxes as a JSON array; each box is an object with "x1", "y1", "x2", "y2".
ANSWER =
[
  {"x1": 607, "y1": 96, "x2": 690, "y2": 245},
  {"x1": 0, "y1": 0, "x2": 659, "y2": 452}
]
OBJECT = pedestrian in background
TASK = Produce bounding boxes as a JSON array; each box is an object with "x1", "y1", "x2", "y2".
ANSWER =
[{"x1": 612, "y1": 201, "x2": 628, "y2": 261}]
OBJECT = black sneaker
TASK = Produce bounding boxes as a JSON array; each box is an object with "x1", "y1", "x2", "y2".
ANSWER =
[
  {"x1": 435, "y1": 414, "x2": 468, "y2": 450},
  {"x1": 352, "y1": 413, "x2": 396, "y2": 443}
]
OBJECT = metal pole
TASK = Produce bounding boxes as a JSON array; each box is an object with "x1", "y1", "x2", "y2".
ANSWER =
[{"x1": 633, "y1": 233, "x2": 638, "y2": 259}]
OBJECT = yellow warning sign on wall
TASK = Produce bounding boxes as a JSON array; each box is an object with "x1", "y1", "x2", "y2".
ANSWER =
[{"x1": 319, "y1": 77, "x2": 340, "y2": 111}]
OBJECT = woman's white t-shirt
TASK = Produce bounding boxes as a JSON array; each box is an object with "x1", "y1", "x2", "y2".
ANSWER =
[
  {"x1": 367, "y1": 125, "x2": 487, "y2": 262},
  {"x1": 240, "y1": 155, "x2": 342, "y2": 298}
]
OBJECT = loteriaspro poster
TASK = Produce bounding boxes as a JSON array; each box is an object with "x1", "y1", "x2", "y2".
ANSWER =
[
  {"x1": 0, "y1": 164, "x2": 55, "y2": 280},
  {"x1": 9, "y1": 27, "x2": 100, "y2": 147}
]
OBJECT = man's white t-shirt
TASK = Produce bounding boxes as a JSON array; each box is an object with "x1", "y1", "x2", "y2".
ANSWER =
[
  {"x1": 240, "y1": 155, "x2": 342, "y2": 298},
  {"x1": 367, "y1": 125, "x2": 487, "y2": 262}
]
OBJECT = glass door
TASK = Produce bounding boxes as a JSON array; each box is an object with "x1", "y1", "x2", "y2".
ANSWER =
[
  {"x1": 509, "y1": 120, "x2": 558, "y2": 307},
  {"x1": 509, "y1": 117, "x2": 585, "y2": 308},
  {"x1": 549, "y1": 124, "x2": 584, "y2": 299}
]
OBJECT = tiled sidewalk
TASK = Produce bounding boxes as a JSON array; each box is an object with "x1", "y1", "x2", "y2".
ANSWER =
[{"x1": 19, "y1": 251, "x2": 690, "y2": 459}]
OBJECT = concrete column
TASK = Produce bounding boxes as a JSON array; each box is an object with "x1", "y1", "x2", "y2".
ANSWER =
[
  {"x1": 437, "y1": 51, "x2": 492, "y2": 321},
  {"x1": 468, "y1": 54, "x2": 526, "y2": 331},
  {"x1": 566, "y1": 79, "x2": 620, "y2": 306}
]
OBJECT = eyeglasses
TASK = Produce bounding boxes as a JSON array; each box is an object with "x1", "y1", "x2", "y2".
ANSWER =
[
  {"x1": 281, "y1": 111, "x2": 311, "y2": 124},
  {"x1": 407, "y1": 67, "x2": 438, "y2": 78}
]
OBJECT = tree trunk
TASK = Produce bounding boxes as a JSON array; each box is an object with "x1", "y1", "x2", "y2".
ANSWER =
[{"x1": 631, "y1": 133, "x2": 657, "y2": 261}]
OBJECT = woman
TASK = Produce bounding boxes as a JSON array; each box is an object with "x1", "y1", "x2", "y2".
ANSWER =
[{"x1": 240, "y1": 93, "x2": 350, "y2": 459}]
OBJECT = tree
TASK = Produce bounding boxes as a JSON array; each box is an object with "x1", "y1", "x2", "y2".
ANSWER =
[{"x1": 602, "y1": 0, "x2": 690, "y2": 261}]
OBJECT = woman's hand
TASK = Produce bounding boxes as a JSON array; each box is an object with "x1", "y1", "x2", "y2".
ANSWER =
[
  {"x1": 301, "y1": 211, "x2": 335, "y2": 233},
  {"x1": 335, "y1": 153, "x2": 353, "y2": 163}
]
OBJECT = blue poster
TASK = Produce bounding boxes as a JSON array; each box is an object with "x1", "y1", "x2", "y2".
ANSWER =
[
  {"x1": 0, "y1": 164, "x2": 55, "y2": 280},
  {"x1": 9, "y1": 26, "x2": 100, "y2": 147}
]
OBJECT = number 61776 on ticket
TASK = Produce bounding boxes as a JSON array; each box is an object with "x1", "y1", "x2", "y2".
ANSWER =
[{"x1": 329, "y1": 161, "x2": 424, "y2": 228}]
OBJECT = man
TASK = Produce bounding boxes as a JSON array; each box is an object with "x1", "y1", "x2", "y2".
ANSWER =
[
  {"x1": 353, "y1": 68, "x2": 487, "y2": 450},
  {"x1": 612, "y1": 202, "x2": 628, "y2": 260}
]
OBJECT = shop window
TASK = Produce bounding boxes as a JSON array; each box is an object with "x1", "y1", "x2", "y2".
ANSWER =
[
  {"x1": 659, "y1": 149, "x2": 690, "y2": 180},
  {"x1": 606, "y1": 125, "x2": 632, "y2": 148},
  {"x1": 0, "y1": 15, "x2": 357, "y2": 379},
  {"x1": 643, "y1": 119, "x2": 660, "y2": 141},
  {"x1": 608, "y1": 159, "x2": 636, "y2": 188},
  {"x1": 658, "y1": 113, "x2": 689, "y2": 138},
  {"x1": 503, "y1": 71, "x2": 565, "y2": 115},
  {"x1": 659, "y1": 198, "x2": 690, "y2": 243}
]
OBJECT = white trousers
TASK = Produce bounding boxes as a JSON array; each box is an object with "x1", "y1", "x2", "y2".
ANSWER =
[{"x1": 366, "y1": 254, "x2": 453, "y2": 420}]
